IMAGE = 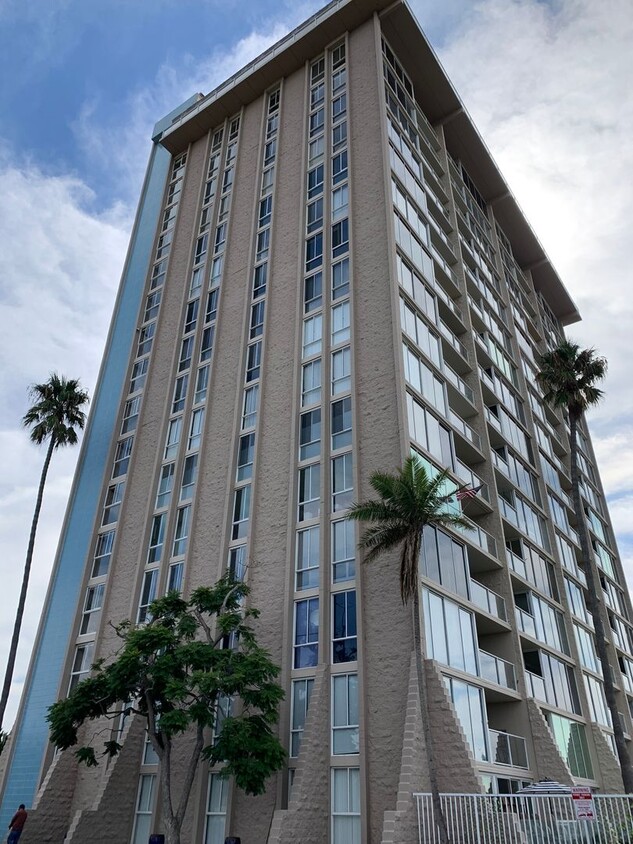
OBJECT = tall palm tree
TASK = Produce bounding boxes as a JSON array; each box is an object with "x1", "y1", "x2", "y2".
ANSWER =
[
  {"x1": 0, "y1": 374, "x2": 89, "y2": 732},
  {"x1": 537, "y1": 341, "x2": 633, "y2": 792},
  {"x1": 347, "y1": 456, "x2": 470, "y2": 844}
]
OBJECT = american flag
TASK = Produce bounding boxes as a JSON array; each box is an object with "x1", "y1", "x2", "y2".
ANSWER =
[{"x1": 456, "y1": 485, "x2": 482, "y2": 501}]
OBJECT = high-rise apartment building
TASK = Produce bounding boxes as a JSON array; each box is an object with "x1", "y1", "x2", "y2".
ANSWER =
[{"x1": 2, "y1": 1, "x2": 632, "y2": 842}]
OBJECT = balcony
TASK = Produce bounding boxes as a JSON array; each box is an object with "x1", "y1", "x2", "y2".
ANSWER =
[
  {"x1": 431, "y1": 247, "x2": 461, "y2": 297},
  {"x1": 524, "y1": 669, "x2": 546, "y2": 701},
  {"x1": 479, "y1": 650, "x2": 516, "y2": 691},
  {"x1": 515, "y1": 606, "x2": 537, "y2": 638},
  {"x1": 448, "y1": 410, "x2": 481, "y2": 451},
  {"x1": 443, "y1": 362, "x2": 474, "y2": 404},
  {"x1": 463, "y1": 519, "x2": 498, "y2": 563},
  {"x1": 488, "y1": 729, "x2": 529, "y2": 769},
  {"x1": 439, "y1": 320, "x2": 469, "y2": 364},
  {"x1": 455, "y1": 459, "x2": 489, "y2": 503},
  {"x1": 470, "y1": 580, "x2": 506, "y2": 621}
]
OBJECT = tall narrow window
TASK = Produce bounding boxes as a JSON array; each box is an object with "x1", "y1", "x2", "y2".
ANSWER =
[
  {"x1": 332, "y1": 348, "x2": 351, "y2": 395},
  {"x1": 296, "y1": 526, "x2": 320, "y2": 590},
  {"x1": 138, "y1": 569, "x2": 159, "y2": 623},
  {"x1": 302, "y1": 360, "x2": 322, "y2": 406},
  {"x1": 333, "y1": 590, "x2": 357, "y2": 663},
  {"x1": 298, "y1": 464, "x2": 320, "y2": 521},
  {"x1": 130, "y1": 775, "x2": 156, "y2": 844},
  {"x1": 237, "y1": 433, "x2": 255, "y2": 481},
  {"x1": 69, "y1": 642, "x2": 95, "y2": 691},
  {"x1": 180, "y1": 454, "x2": 199, "y2": 502},
  {"x1": 331, "y1": 398, "x2": 352, "y2": 450},
  {"x1": 203, "y1": 773, "x2": 228, "y2": 844},
  {"x1": 188, "y1": 409, "x2": 205, "y2": 450},
  {"x1": 102, "y1": 482, "x2": 125, "y2": 526},
  {"x1": 147, "y1": 514, "x2": 166, "y2": 563},
  {"x1": 290, "y1": 678, "x2": 314, "y2": 757},
  {"x1": 332, "y1": 453, "x2": 353, "y2": 511},
  {"x1": 332, "y1": 674, "x2": 359, "y2": 754},
  {"x1": 92, "y1": 530, "x2": 115, "y2": 577},
  {"x1": 112, "y1": 437, "x2": 133, "y2": 478},
  {"x1": 232, "y1": 486, "x2": 251, "y2": 539},
  {"x1": 331, "y1": 768, "x2": 360, "y2": 844},
  {"x1": 294, "y1": 598, "x2": 319, "y2": 668},
  {"x1": 79, "y1": 584, "x2": 105, "y2": 636},
  {"x1": 173, "y1": 506, "x2": 191, "y2": 556},
  {"x1": 332, "y1": 520, "x2": 355, "y2": 583},
  {"x1": 156, "y1": 463, "x2": 175, "y2": 509},
  {"x1": 164, "y1": 417, "x2": 182, "y2": 460},
  {"x1": 300, "y1": 409, "x2": 321, "y2": 460}
]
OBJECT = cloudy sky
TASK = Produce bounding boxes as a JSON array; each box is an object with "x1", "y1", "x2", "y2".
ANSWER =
[{"x1": 0, "y1": 0, "x2": 631, "y2": 728}]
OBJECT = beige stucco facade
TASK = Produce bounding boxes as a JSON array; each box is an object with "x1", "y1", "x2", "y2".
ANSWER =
[{"x1": 4, "y1": 2, "x2": 633, "y2": 843}]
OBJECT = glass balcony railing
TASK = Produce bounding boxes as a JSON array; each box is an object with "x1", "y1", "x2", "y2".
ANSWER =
[
  {"x1": 479, "y1": 650, "x2": 516, "y2": 690},
  {"x1": 443, "y1": 362, "x2": 474, "y2": 403},
  {"x1": 432, "y1": 247, "x2": 460, "y2": 290},
  {"x1": 489, "y1": 729, "x2": 529, "y2": 769},
  {"x1": 464, "y1": 518, "x2": 498, "y2": 559},
  {"x1": 525, "y1": 669, "x2": 546, "y2": 702},
  {"x1": 470, "y1": 580, "x2": 507, "y2": 621},
  {"x1": 439, "y1": 320, "x2": 469, "y2": 362},
  {"x1": 455, "y1": 459, "x2": 489, "y2": 502},
  {"x1": 515, "y1": 606, "x2": 537, "y2": 638},
  {"x1": 448, "y1": 410, "x2": 481, "y2": 450}
]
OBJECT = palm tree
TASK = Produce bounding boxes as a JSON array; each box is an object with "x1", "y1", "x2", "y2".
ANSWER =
[
  {"x1": 347, "y1": 456, "x2": 470, "y2": 844},
  {"x1": 537, "y1": 341, "x2": 633, "y2": 792},
  {"x1": 0, "y1": 374, "x2": 89, "y2": 732}
]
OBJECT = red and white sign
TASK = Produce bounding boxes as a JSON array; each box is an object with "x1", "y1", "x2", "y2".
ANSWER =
[{"x1": 571, "y1": 786, "x2": 594, "y2": 820}]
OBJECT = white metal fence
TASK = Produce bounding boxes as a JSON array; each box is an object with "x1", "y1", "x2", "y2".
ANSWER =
[{"x1": 414, "y1": 793, "x2": 633, "y2": 843}]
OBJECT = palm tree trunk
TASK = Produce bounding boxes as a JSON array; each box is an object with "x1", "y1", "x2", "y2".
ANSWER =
[
  {"x1": 413, "y1": 590, "x2": 450, "y2": 843},
  {"x1": 0, "y1": 437, "x2": 55, "y2": 731},
  {"x1": 569, "y1": 414, "x2": 633, "y2": 792}
]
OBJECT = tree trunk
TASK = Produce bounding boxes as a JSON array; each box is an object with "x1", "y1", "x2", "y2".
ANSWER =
[
  {"x1": 0, "y1": 436, "x2": 55, "y2": 731},
  {"x1": 158, "y1": 741, "x2": 182, "y2": 844},
  {"x1": 569, "y1": 413, "x2": 633, "y2": 792},
  {"x1": 413, "y1": 590, "x2": 450, "y2": 843}
]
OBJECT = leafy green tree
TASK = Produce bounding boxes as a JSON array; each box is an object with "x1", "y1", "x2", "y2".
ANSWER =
[
  {"x1": 537, "y1": 341, "x2": 633, "y2": 792},
  {"x1": 47, "y1": 576, "x2": 285, "y2": 844},
  {"x1": 347, "y1": 456, "x2": 469, "y2": 844},
  {"x1": 0, "y1": 374, "x2": 89, "y2": 731}
]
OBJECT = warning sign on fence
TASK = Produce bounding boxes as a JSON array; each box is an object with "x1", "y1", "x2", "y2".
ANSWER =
[{"x1": 571, "y1": 786, "x2": 595, "y2": 820}]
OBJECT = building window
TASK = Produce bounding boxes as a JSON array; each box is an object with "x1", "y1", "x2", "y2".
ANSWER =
[
  {"x1": 229, "y1": 546, "x2": 247, "y2": 581},
  {"x1": 303, "y1": 314, "x2": 323, "y2": 358},
  {"x1": 302, "y1": 360, "x2": 322, "y2": 406},
  {"x1": 290, "y1": 677, "x2": 314, "y2": 757},
  {"x1": 332, "y1": 673, "x2": 359, "y2": 754},
  {"x1": 332, "y1": 93, "x2": 347, "y2": 122},
  {"x1": 332, "y1": 219, "x2": 349, "y2": 258},
  {"x1": 331, "y1": 767, "x2": 360, "y2": 844},
  {"x1": 242, "y1": 385, "x2": 259, "y2": 430},
  {"x1": 423, "y1": 589, "x2": 478, "y2": 676},
  {"x1": 300, "y1": 409, "x2": 321, "y2": 460},
  {"x1": 332, "y1": 301, "x2": 350, "y2": 346},
  {"x1": 188, "y1": 409, "x2": 205, "y2": 451},
  {"x1": 332, "y1": 348, "x2": 351, "y2": 395},
  {"x1": 164, "y1": 417, "x2": 182, "y2": 460},
  {"x1": 79, "y1": 584, "x2": 105, "y2": 636},
  {"x1": 147, "y1": 513, "x2": 166, "y2": 564},
  {"x1": 332, "y1": 151, "x2": 348, "y2": 185},
  {"x1": 256, "y1": 228, "x2": 270, "y2": 262},
  {"x1": 309, "y1": 107, "x2": 324, "y2": 138},
  {"x1": 138, "y1": 569, "x2": 159, "y2": 623},
  {"x1": 444, "y1": 676, "x2": 489, "y2": 762},
  {"x1": 307, "y1": 198, "x2": 324, "y2": 235},
  {"x1": 122, "y1": 396, "x2": 141, "y2": 434},
  {"x1": 259, "y1": 196, "x2": 273, "y2": 229},
  {"x1": 304, "y1": 272, "x2": 323, "y2": 314},
  {"x1": 332, "y1": 121, "x2": 347, "y2": 153},
  {"x1": 296, "y1": 526, "x2": 320, "y2": 590},
  {"x1": 333, "y1": 590, "x2": 357, "y2": 663},
  {"x1": 172, "y1": 374, "x2": 189, "y2": 413},
  {"x1": 102, "y1": 482, "x2": 125, "y2": 526},
  {"x1": 92, "y1": 531, "x2": 115, "y2": 578},
  {"x1": 206, "y1": 289, "x2": 219, "y2": 323},
  {"x1": 294, "y1": 598, "x2": 319, "y2": 668},
  {"x1": 237, "y1": 433, "x2": 255, "y2": 481},
  {"x1": 332, "y1": 453, "x2": 353, "y2": 512},
  {"x1": 253, "y1": 263, "x2": 267, "y2": 299},
  {"x1": 156, "y1": 463, "x2": 175, "y2": 509},
  {"x1": 250, "y1": 301, "x2": 265, "y2": 339},
  {"x1": 547, "y1": 713, "x2": 593, "y2": 779},
  {"x1": 203, "y1": 773, "x2": 228, "y2": 844},
  {"x1": 130, "y1": 775, "x2": 156, "y2": 844},
  {"x1": 185, "y1": 299, "x2": 199, "y2": 334},
  {"x1": 332, "y1": 258, "x2": 349, "y2": 300},
  {"x1": 179, "y1": 336, "x2": 194, "y2": 372},
  {"x1": 69, "y1": 642, "x2": 95, "y2": 691},
  {"x1": 112, "y1": 437, "x2": 133, "y2": 478},
  {"x1": 332, "y1": 520, "x2": 355, "y2": 583},
  {"x1": 307, "y1": 164, "x2": 324, "y2": 199},
  {"x1": 331, "y1": 398, "x2": 352, "y2": 450},
  {"x1": 246, "y1": 341, "x2": 262, "y2": 382},
  {"x1": 173, "y1": 505, "x2": 191, "y2": 556},
  {"x1": 167, "y1": 562, "x2": 184, "y2": 595},
  {"x1": 130, "y1": 358, "x2": 148, "y2": 394},
  {"x1": 232, "y1": 486, "x2": 251, "y2": 539},
  {"x1": 200, "y1": 326, "x2": 214, "y2": 362},
  {"x1": 180, "y1": 454, "x2": 199, "y2": 502},
  {"x1": 194, "y1": 366, "x2": 209, "y2": 405},
  {"x1": 298, "y1": 464, "x2": 320, "y2": 521},
  {"x1": 137, "y1": 322, "x2": 155, "y2": 357},
  {"x1": 305, "y1": 233, "x2": 323, "y2": 272}
]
